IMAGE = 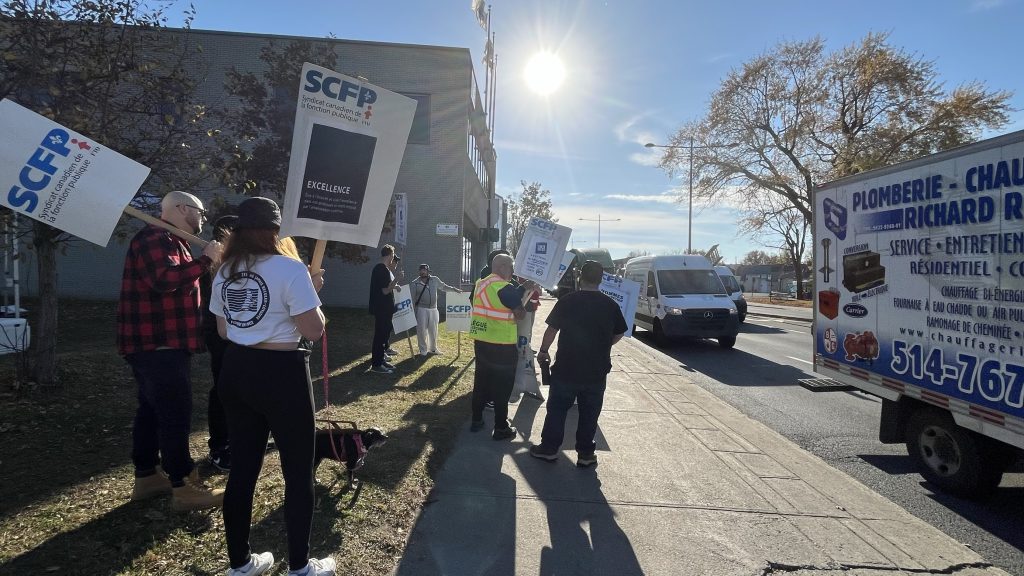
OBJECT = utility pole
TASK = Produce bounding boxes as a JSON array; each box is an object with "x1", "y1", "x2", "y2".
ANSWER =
[{"x1": 578, "y1": 214, "x2": 621, "y2": 248}]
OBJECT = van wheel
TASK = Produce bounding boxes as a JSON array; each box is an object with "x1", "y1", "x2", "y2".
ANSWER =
[
  {"x1": 738, "y1": 313, "x2": 746, "y2": 323},
  {"x1": 905, "y1": 407, "x2": 1005, "y2": 498},
  {"x1": 718, "y1": 335, "x2": 736, "y2": 349},
  {"x1": 652, "y1": 320, "x2": 670, "y2": 348}
]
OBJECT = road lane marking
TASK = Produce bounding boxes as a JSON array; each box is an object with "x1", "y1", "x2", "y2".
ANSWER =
[{"x1": 786, "y1": 356, "x2": 813, "y2": 365}]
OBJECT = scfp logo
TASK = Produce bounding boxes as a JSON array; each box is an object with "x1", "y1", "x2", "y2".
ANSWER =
[
  {"x1": 7, "y1": 128, "x2": 73, "y2": 214},
  {"x1": 395, "y1": 299, "x2": 412, "y2": 311},
  {"x1": 303, "y1": 70, "x2": 377, "y2": 108},
  {"x1": 446, "y1": 305, "x2": 471, "y2": 314},
  {"x1": 530, "y1": 218, "x2": 557, "y2": 231}
]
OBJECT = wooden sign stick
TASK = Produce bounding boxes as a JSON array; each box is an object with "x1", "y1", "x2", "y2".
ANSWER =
[
  {"x1": 310, "y1": 239, "x2": 327, "y2": 272},
  {"x1": 123, "y1": 205, "x2": 208, "y2": 247}
]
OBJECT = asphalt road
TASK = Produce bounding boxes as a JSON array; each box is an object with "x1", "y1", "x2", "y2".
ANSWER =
[{"x1": 631, "y1": 315, "x2": 1024, "y2": 575}]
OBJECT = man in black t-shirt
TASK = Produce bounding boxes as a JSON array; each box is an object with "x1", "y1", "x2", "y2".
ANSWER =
[
  {"x1": 530, "y1": 260, "x2": 626, "y2": 467},
  {"x1": 368, "y1": 244, "x2": 403, "y2": 373}
]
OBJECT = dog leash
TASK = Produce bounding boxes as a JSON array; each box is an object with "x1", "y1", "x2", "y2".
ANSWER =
[
  {"x1": 317, "y1": 332, "x2": 347, "y2": 463},
  {"x1": 321, "y1": 331, "x2": 330, "y2": 409}
]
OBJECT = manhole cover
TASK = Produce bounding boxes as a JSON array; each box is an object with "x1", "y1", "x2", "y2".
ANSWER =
[{"x1": 798, "y1": 378, "x2": 856, "y2": 392}]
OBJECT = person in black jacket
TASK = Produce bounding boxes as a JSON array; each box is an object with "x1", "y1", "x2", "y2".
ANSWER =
[
  {"x1": 200, "y1": 214, "x2": 239, "y2": 471},
  {"x1": 368, "y1": 244, "x2": 403, "y2": 373}
]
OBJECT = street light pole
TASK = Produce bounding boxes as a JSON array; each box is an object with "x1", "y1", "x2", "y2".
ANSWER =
[
  {"x1": 687, "y1": 135, "x2": 694, "y2": 253},
  {"x1": 578, "y1": 214, "x2": 621, "y2": 247},
  {"x1": 646, "y1": 139, "x2": 738, "y2": 254}
]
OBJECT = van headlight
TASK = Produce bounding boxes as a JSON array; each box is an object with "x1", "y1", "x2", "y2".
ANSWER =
[
  {"x1": 664, "y1": 307, "x2": 683, "y2": 315},
  {"x1": 729, "y1": 307, "x2": 738, "y2": 315}
]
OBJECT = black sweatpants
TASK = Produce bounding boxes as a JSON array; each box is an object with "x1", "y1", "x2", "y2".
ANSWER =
[
  {"x1": 218, "y1": 344, "x2": 315, "y2": 571},
  {"x1": 471, "y1": 340, "x2": 518, "y2": 430}
]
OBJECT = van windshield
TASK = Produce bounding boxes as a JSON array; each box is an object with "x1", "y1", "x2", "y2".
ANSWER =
[
  {"x1": 657, "y1": 270, "x2": 727, "y2": 295},
  {"x1": 719, "y1": 275, "x2": 741, "y2": 293}
]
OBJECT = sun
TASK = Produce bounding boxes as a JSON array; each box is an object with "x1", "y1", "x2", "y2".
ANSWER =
[{"x1": 523, "y1": 51, "x2": 566, "y2": 96}]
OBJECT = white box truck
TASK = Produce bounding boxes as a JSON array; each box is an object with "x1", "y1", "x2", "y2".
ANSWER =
[{"x1": 812, "y1": 130, "x2": 1024, "y2": 497}]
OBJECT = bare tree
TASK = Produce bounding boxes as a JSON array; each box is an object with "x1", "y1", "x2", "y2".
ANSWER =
[
  {"x1": 1, "y1": 1, "x2": 208, "y2": 386},
  {"x1": 505, "y1": 181, "x2": 555, "y2": 256},
  {"x1": 738, "y1": 194, "x2": 810, "y2": 295},
  {"x1": 740, "y1": 250, "x2": 788, "y2": 266},
  {"x1": 656, "y1": 32, "x2": 1011, "y2": 302}
]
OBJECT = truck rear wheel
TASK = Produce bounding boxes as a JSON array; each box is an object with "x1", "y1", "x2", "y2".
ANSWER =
[{"x1": 905, "y1": 407, "x2": 1005, "y2": 498}]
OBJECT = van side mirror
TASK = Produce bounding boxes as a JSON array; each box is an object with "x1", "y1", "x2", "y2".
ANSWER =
[{"x1": 647, "y1": 284, "x2": 657, "y2": 297}]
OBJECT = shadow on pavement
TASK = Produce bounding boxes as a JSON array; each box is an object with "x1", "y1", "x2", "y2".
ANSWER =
[{"x1": 511, "y1": 410, "x2": 643, "y2": 576}]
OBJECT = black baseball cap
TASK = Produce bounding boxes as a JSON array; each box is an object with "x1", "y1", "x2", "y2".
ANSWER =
[{"x1": 235, "y1": 197, "x2": 281, "y2": 230}]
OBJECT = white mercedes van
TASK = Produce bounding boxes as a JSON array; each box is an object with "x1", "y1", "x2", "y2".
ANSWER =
[
  {"x1": 714, "y1": 265, "x2": 747, "y2": 323},
  {"x1": 623, "y1": 255, "x2": 739, "y2": 348}
]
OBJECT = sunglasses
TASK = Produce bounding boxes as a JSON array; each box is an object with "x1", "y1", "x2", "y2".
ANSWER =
[{"x1": 178, "y1": 204, "x2": 208, "y2": 219}]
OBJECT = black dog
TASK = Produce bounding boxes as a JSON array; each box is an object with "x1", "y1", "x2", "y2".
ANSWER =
[{"x1": 313, "y1": 426, "x2": 388, "y2": 489}]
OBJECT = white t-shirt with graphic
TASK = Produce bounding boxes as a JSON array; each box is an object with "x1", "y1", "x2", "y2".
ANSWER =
[{"x1": 209, "y1": 255, "x2": 322, "y2": 346}]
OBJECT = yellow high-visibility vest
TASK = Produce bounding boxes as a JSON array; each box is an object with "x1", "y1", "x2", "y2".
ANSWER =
[{"x1": 470, "y1": 274, "x2": 517, "y2": 344}]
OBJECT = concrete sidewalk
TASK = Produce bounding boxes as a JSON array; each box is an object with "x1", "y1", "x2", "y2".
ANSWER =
[{"x1": 394, "y1": 303, "x2": 1007, "y2": 576}]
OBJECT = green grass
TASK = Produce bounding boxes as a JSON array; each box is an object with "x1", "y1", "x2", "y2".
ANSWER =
[{"x1": 0, "y1": 300, "x2": 476, "y2": 575}]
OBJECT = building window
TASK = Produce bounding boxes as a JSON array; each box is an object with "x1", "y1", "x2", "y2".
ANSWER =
[
  {"x1": 401, "y1": 93, "x2": 431, "y2": 144},
  {"x1": 462, "y1": 237, "x2": 474, "y2": 287}
]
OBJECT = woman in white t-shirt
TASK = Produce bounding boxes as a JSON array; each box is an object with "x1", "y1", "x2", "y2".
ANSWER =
[{"x1": 209, "y1": 197, "x2": 333, "y2": 576}]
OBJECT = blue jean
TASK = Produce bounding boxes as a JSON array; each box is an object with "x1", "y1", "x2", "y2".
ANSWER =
[
  {"x1": 127, "y1": 349, "x2": 195, "y2": 483},
  {"x1": 539, "y1": 376, "x2": 606, "y2": 454}
]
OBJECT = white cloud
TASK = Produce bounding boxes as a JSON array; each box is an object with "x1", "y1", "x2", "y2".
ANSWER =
[
  {"x1": 629, "y1": 150, "x2": 663, "y2": 167},
  {"x1": 605, "y1": 193, "x2": 679, "y2": 204}
]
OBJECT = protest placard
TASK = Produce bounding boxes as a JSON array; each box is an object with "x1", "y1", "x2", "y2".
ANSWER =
[
  {"x1": 600, "y1": 272, "x2": 640, "y2": 337},
  {"x1": 443, "y1": 291, "x2": 473, "y2": 332},
  {"x1": 0, "y1": 99, "x2": 151, "y2": 247},
  {"x1": 392, "y1": 285, "x2": 417, "y2": 333},
  {"x1": 281, "y1": 63, "x2": 417, "y2": 267},
  {"x1": 513, "y1": 217, "x2": 572, "y2": 290}
]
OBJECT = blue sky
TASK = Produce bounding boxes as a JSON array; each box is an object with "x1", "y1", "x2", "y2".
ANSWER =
[{"x1": 179, "y1": 0, "x2": 1024, "y2": 263}]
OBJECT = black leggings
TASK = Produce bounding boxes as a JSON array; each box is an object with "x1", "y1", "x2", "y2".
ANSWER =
[{"x1": 218, "y1": 344, "x2": 315, "y2": 571}]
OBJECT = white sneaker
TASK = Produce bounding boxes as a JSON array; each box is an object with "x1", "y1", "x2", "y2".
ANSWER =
[
  {"x1": 227, "y1": 552, "x2": 274, "y2": 576},
  {"x1": 289, "y1": 557, "x2": 336, "y2": 576}
]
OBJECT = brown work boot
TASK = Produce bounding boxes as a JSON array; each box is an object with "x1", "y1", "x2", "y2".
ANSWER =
[
  {"x1": 131, "y1": 469, "x2": 172, "y2": 501},
  {"x1": 171, "y1": 479, "x2": 224, "y2": 512}
]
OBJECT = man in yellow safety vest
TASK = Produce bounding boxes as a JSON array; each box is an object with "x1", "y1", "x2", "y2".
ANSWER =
[{"x1": 469, "y1": 253, "x2": 536, "y2": 439}]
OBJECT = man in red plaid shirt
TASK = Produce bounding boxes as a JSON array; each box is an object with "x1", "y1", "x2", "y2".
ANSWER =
[{"x1": 117, "y1": 190, "x2": 225, "y2": 511}]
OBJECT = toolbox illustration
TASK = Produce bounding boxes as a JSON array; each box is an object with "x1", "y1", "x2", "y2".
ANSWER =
[
  {"x1": 818, "y1": 288, "x2": 840, "y2": 320},
  {"x1": 842, "y1": 251, "x2": 885, "y2": 293}
]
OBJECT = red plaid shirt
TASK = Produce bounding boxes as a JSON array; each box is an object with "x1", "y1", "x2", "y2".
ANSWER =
[{"x1": 116, "y1": 224, "x2": 211, "y2": 355}]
